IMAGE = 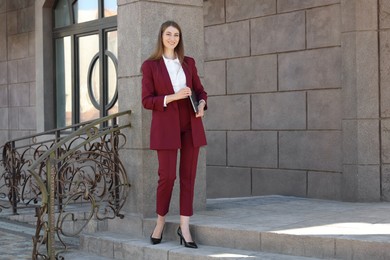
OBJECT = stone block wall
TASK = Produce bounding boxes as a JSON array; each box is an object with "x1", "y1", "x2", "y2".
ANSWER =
[
  {"x1": 380, "y1": 0, "x2": 390, "y2": 200},
  {"x1": 0, "y1": 0, "x2": 36, "y2": 145},
  {"x1": 204, "y1": 0, "x2": 343, "y2": 199}
]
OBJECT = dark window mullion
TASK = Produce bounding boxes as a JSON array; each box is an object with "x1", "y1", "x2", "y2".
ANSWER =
[
  {"x1": 53, "y1": 16, "x2": 117, "y2": 38},
  {"x1": 98, "y1": 0, "x2": 104, "y2": 19},
  {"x1": 99, "y1": 28, "x2": 106, "y2": 120},
  {"x1": 68, "y1": 0, "x2": 74, "y2": 24},
  {"x1": 103, "y1": 30, "x2": 109, "y2": 117},
  {"x1": 53, "y1": 36, "x2": 58, "y2": 126},
  {"x1": 72, "y1": 34, "x2": 80, "y2": 126}
]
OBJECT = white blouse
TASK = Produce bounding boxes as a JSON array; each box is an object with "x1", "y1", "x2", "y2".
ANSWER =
[{"x1": 163, "y1": 55, "x2": 186, "y2": 93}]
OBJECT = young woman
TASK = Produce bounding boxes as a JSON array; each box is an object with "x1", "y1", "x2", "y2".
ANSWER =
[{"x1": 141, "y1": 21, "x2": 207, "y2": 248}]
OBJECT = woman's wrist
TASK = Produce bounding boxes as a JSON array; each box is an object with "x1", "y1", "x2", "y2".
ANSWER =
[{"x1": 165, "y1": 94, "x2": 176, "y2": 105}]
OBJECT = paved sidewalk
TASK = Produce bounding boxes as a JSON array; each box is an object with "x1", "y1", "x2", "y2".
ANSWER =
[
  {"x1": 0, "y1": 229, "x2": 32, "y2": 260},
  {"x1": 0, "y1": 217, "x2": 35, "y2": 260},
  {"x1": 0, "y1": 217, "x2": 107, "y2": 260},
  {"x1": 194, "y1": 195, "x2": 390, "y2": 239}
]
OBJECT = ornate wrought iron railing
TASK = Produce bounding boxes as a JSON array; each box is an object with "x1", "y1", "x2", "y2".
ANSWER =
[{"x1": 0, "y1": 110, "x2": 131, "y2": 259}]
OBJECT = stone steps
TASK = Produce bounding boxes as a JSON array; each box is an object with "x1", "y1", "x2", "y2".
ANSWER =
[
  {"x1": 80, "y1": 231, "x2": 327, "y2": 260},
  {"x1": 79, "y1": 217, "x2": 390, "y2": 260},
  {"x1": 4, "y1": 196, "x2": 390, "y2": 259},
  {"x1": 79, "y1": 195, "x2": 390, "y2": 260},
  {"x1": 137, "y1": 220, "x2": 390, "y2": 259},
  {"x1": 60, "y1": 250, "x2": 114, "y2": 260}
]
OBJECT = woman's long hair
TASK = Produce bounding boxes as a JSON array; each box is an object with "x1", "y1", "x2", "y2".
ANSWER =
[{"x1": 148, "y1": 20, "x2": 185, "y2": 64}]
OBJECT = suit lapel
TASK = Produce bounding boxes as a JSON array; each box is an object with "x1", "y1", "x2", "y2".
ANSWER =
[
  {"x1": 182, "y1": 60, "x2": 191, "y2": 89},
  {"x1": 159, "y1": 59, "x2": 174, "y2": 94}
]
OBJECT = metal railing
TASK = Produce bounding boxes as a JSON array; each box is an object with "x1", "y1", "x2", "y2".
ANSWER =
[{"x1": 0, "y1": 110, "x2": 132, "y2": 259}]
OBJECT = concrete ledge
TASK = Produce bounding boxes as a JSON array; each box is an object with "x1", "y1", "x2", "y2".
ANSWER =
[
  {"x1": 80, "y1": 232, "x2": 324, "y2": 260},
  {"x1": 5, "y1": 196, "x2": 390, "y2": 260}
]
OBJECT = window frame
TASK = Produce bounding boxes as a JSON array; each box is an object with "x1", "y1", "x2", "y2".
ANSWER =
[{"x1": 52, "y1": 0, "x2": 118, "y2": 127}]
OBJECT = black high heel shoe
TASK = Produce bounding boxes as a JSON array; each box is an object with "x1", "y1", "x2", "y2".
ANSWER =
[
  {"x1": 177, "y1": 227, "x2": 198, "y2": 249},
  {"x1": 150, "y1": 225, "x2": 164, "y2": 245}
]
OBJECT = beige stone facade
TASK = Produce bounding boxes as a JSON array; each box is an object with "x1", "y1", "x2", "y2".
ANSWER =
[
  {"x1": 203, "y1": 0, "x2": 390, "y2": 203},
  {"x1": 0, "y1": 0, "x2": 390, "y2": 219},
  {"x1": 0, "y1": 0, "x2": 36, "y2": 145},
  {"x1": 204, "y1": 0, "x2": 343, "y2": 199}
]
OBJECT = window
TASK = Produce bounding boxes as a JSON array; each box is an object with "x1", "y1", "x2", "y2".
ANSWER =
[{"x1": 53, "y1": 0, "x2": 118, "y2": 127}]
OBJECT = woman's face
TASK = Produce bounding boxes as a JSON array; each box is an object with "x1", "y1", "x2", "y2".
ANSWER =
[{"x1": 162, "y1": 26, "x2": 180, "y2": 52}]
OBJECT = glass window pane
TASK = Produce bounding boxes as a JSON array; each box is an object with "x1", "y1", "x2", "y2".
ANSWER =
[
  {"x1": 104, "y1": 0, "x2": 117, "y2": 17},
  {"x1": 54, "y1": 0, "x2": 71, "y2": 28},
  {"x1": 73, "y1": 0, "x2": 99, "y2": 24},
  {"x1": 91, "y1": 59, "x2": 100, "y2": 104},
  {"x1": 55, "y1": 37, "x2": 72, "y2": 127},
  {"x1": 78, "y1": 34, "x2": 100, "y2": 122},
  {"x1": 107, "y1": 57, "x2": 118, "y2": 115},
  {"x1": 107, "y1": 31, "x2": 118, "y2": 116},
  {"x1": 107, "y1": 30, "x2": 117, "y2": 56}
]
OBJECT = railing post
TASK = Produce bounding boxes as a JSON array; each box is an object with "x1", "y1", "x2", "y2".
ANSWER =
[
  {"x1": 46, "y1": 152, "x2": 56, "y2": 260},
  {"x1": 113, "y1": 131, "x2": 120, "y2": 212},
  {"x1": 55, "y1": 129, "x2": 63, "y2": 212},
  {"x1": 10, "y1": 141, "x2": 18, "y2": 215}
]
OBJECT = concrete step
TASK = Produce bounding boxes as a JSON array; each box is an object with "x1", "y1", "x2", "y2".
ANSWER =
[
  {"x1": 139, "y1": 219, "x2": 390, "y2": 260},
  {"x1": 104, "y1": 196, "x2": 390, "y2": 259},
  {"x1": 80, "y1": 232, "x2": 329, "y2": 260},
  {"x1": 4, "y1": 196, "x2": 390, "y2": 259},
  {"x1": 60, "y1": 250, "x2": 114, "y2": 260}
]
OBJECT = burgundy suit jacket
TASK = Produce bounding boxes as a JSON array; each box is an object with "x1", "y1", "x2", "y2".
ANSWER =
[{"x1": 141, "y1": 56, "x2": 207, "y2": 150}]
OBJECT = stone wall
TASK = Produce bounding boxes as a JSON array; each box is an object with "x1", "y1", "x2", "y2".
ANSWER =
[
  {"x1": 340, "y1": 0, "x2": 383, "y2": 202},
  {"x1": 0, "y1": 0, "x2": 36, "y2": 145},
  {"x1": 380, "y1": 0, "x2": 390, "y2": 200},
  {"x1": 204, "y1": 0, "x2": 343, "y2": 199}
]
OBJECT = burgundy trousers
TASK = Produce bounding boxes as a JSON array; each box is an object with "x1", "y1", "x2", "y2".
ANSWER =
[{"x1": 156, "y1": 99, "x2": 200, "y2": 217}]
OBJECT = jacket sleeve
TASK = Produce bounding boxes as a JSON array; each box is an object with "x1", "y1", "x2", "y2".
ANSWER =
[
  {"x1": 141, "y1": 61, "x2": 165, "y2": 112},
  {"x1": 189, "y1": 58, "x2": 208, "y2": 110}
]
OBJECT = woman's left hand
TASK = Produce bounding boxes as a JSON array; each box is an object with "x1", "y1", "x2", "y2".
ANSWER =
[{"x1": 196, "y1": 102, "x2": 205, "y2": 118}]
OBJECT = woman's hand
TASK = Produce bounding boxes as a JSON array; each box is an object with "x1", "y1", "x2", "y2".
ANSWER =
[
  {"x1": 196, "y1": 101, "x2": 205, "y2": 118},
  {"x1": 166, "y1": 87, "x2": 191, "y2": 105},
  {"x1": 176, "y1": 87, "x2": 192, "y2": 100}
]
